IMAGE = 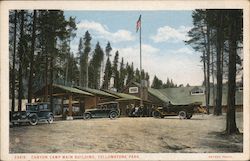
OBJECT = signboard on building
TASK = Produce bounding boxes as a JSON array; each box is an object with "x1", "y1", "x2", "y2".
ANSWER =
[{"x1": 129, "y1": 87, "x2": 139, "y2": 93}]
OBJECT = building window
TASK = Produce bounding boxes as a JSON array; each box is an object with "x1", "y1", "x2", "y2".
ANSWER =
[
  {"x1": 237, "y1": 87, "x2": 243, "y2": 92},
  {"x1": 190, "y1": 87, "x2": 204, "y2": 95}
]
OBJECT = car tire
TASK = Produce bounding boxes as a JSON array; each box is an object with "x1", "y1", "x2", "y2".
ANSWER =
[
  {"x1": 109, "y1": 112, "x2": 118, "y2": 119},
  {"x1": 47, "y1": 115, "x2": 54, "y2": 124},
  {"x1": 152, "y1": 111, "x2": 162, "y2": 118},
  {"x1": 178, "y1": 111, "x2": 187, "y2": 119},
  {"x1": 29, "y1": 115, "x2": 38, "y2": 126},
  {"x1": 84, "y1": 113, "x2": 91, "y2": 120}
]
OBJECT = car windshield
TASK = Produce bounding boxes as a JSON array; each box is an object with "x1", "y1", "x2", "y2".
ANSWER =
[{"x1": 26, "y1": 105, "x2": 38, "y2": 111}]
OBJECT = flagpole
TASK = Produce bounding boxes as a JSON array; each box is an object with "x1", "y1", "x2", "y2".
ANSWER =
[{"x1": 139, "y1": 15, "x2": 143, "y2": 107}]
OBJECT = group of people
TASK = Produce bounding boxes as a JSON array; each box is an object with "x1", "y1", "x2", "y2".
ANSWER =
[{"x1": 125, "y1": 104, "x2": 154, "y2": 117}]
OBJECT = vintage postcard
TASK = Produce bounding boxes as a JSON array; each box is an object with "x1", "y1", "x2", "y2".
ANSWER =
[{"x1": 0, "y1": 0, "x2": 250, "y2": 161}]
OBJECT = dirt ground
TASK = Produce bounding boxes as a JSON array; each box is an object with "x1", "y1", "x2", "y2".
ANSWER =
[{"x1": 9, "y1": 112, "x2": 243, "y2": 153}]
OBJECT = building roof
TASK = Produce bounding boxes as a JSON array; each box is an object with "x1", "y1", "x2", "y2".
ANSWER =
[
  {"x1": 147, "y1": 88, "x2": 172, "y2": 104},
  {"x1": 34, "y1": 84, "x2": 94, "y2": 97},
  {"x1": 158, "y1": 86, "x2": 243, "y2": 106},
  {"x1": 158, "y1": 86, "x2": 205, "y2": 105},
  {"x1": 103, "y1": 90, "x2": 141, "y2": 101},
  {"x1": 54, "y1": 84, "x2": 94, "y2": 96},
  {"x1": 123, "y1": 81, "x2": 243, "y2": 106},
  {"x1": 75, "y1": 86, "x2": 118, "y2": 98}
]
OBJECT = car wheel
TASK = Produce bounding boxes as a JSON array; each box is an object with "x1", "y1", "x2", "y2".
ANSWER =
[
  {"x1": 152, "y1": 111, "x2": 162, "y2": 118},
  {"x1": 109, "y1": 112, "x2": 118, "y2": 119},
  {"x1": 29, "y1": 115, "x2": 38, "y2": 126},
  {"x1": 47, "y1": 115, "x2": 54, "y2": 124},
  {"x1": 178, "y1": 111, "x2": 187, "y2": 119},
  {"x1": 84, "y1": 113, "x2": 91, "y2": 120}
]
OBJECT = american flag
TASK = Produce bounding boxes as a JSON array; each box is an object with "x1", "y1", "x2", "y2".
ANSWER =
[{"x1": 136, "y1": 15, "x2": 141, "y2": 32}]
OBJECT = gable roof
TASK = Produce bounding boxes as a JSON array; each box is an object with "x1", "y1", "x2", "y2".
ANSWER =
[
  {"x1": 54, "y1": 84, "x2": 94, "y2": 96},
  {"x1": 158, "y1": 86, "x2": 243, "y2": 106},
  {"x1": 147, "y1": 88, "x2": 172, "y2": 104},
  {"x1": 158, "y1": 86, "x2": 205, "y2": 105},
  {"x1": 34, "y1": 84, "x2": 94, "y2": 97},
  {"x1": 75, "y1": 86, "x2": 118, "y2": 98},
  {"x1": 103, "y1": 90, "x2": 141, "y2": 101}
]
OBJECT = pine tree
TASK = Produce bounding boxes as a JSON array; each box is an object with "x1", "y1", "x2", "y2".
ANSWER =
[
  {"x1": 10, "y1": 10, "x2": 18, "y2": 112},
  {"x1": 88, "y1": 42, "x2": 104, "y2": 89},
  {"x1": 151, "y1": 75, "x2": 163, "y2": 89},
  {"x1": 126, "y1": 62, "x2": 134, "y2": 85},
  {"x1": 102, "y1": 42, "x2": 112, "y2": 89},
  {"x1": 28, "y1": 10, "x2": 37, "y2": 103},
  {"x1": 185, "y1": 9, "x2": 212, "y2": 114},
  {"x1": 78, "y1": 38, "x2": 84, "y2": 86},
  {"x1": 118, "y1": 57, "x2": 126, "y2": 91},
  {"x1": 112, "y1": 51, "x2": 119, "y2": 90},
  {"x1": 83, "y1": 31, "x2": 91, "y2": 87},
  {"x1": 65, "y1": 16, "x2": 77, "y2": 85},
  {"x1": 226, "y1": 10, "x2": 242, "y2": 134},
  {"x1": 135, "y1": 68, "x2": 140, "y2": 83},
  {"x1": 17, "y1": 10, "x2": 25, "y2": 111}
]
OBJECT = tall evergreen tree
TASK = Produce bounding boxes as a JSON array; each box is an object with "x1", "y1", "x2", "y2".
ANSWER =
[
  {"x1": 10, "y1": 10, "x2": 18, "y2": 112},
  {"x1": 65, "y1": 16, "x2": 77, "y2": 84},
  {"x1": 27, "y1": 10, "x2": 37, "y2": 103},
  {"x1": 88, "y1": 42, "x2": 104, "y2": 89},
  {"x1": 78, "y1": 37, "x2": 84, "y2": 86},
  {"x1": 214, "y1": 10, "x2": 224, "y2": 116},
  {"x1": 151, "y1": 75, "x2": 163, "y2": 89},
  {"x1": 102, "y1": 42, "x2": 112, "y2": 89},
  {"x1": 112, "y1": 51, "x2": 119, "y2": 90},
  {"x1": 17, "y1": 10, "x2": 25, "y2": 111},
  {"x1": 125, "y1": 62, "x2": 134, "y2": 85},
  {"x1": 185, "y1": 9, "x2": 212, "y2": 114},
  {"x1": 118, "y1": 57, "x2": 126, "y2": 91},
  {"x1": 83, "y1": 31, "x2": 91, "y2": 87},
  {"x1": 226, "y1": 10, "x2": 242, "y2": 134},
  {"x1": 135, "y1": 68, "x2": 140, "y2": 83}
]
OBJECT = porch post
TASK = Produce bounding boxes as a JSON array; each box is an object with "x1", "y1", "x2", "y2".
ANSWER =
[{"x1": 67, "y1": 94, "x2": 73, "y2": 120}]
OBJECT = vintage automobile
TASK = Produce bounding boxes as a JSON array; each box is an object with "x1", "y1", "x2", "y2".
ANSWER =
[
  {"x1": 10, "y1": 102, "x2": 54, "y2": 126},
  {"x1": 83, "y1": 102, "x2": 120, "y2": 119},
  {"x1": 152, "y1": 102, "x2": 203, "y2": 119}
]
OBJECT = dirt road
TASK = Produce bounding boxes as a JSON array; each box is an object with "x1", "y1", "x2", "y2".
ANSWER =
[{"x1": 10, "y1": 113, "x2": 243, "y2": 153}]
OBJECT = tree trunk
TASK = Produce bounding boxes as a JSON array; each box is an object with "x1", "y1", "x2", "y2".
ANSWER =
[
  {"x1": 18, "y1": 10, "x2": 25, "y2": 111},
  {"x1": 226, "y1": 13, "x2": 239, "y2": 134},
  {"x1": 44, "y1": 51, "x2": 48, "y2": 102},
  {"x1": 49, "y1": 40, "x2": 55, "y2": 113},
  {"x1": 206, "y1": 24, "x2": 211, "y2": 114},
  {"x1": 86, "y1": 54, "x2": 89, "y2": 88},
  {"x1": 11, "y1": 10, "x2": 17, "y2": 113},
  {"x1": 28, "y1": 10, "x2": 37, "y2": 103},
  {"x1": 202, "y1": 52, "x2": 208, "y2": 111},
  {"x1": 214, "y1": 12, "x2": 223, "y2": 116},
  {"x1": 211, "y1": 47, "x2": 216, "y2": 108}
]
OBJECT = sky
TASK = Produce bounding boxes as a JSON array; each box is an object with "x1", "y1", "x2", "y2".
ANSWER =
[{"x1": 64, "y1": 11, "x2": 203, "y2": 86}]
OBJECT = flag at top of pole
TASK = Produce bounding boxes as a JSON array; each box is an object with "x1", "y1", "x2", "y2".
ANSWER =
[{"x1": 136, "y1": 15, "x2": 141, "y2": 32}]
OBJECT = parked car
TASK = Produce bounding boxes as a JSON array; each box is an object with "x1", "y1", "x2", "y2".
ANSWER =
[
  {"x1": 83, "y1": 102, "x2": 120, "y2": 119},
  {"x1": 10, "y1": 102, "x2": 54, "y2": 126},
  {"x1": 152, "y1": 102, "x2": 202, "y2": 119}
]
